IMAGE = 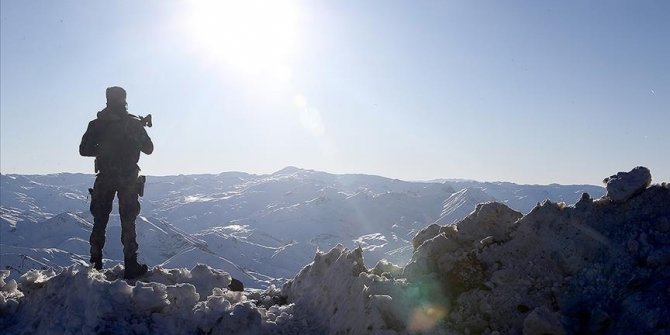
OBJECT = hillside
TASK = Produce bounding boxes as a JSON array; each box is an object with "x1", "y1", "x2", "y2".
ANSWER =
[
  {"x1": 1, "y1": 167, "x2": 666, "y2": 334},
  {"x1": 1, "y1": 168, "x2": 605, "y2": 287}
]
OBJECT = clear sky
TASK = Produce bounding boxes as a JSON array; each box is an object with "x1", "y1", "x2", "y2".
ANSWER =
[{"x1": 1, "y1": 0, "x2": 668, "y2": 185}]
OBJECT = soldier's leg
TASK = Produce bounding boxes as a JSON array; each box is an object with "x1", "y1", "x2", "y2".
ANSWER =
[
  {"x1": 119, "y1": 179, "x2": 148, "y2": 279},
  {"x1": 118, "y1": 182, "x2": 141, "y2": 260},
  {"x1": 89, "y1": 177, "x2": 116, "y2": 268}
]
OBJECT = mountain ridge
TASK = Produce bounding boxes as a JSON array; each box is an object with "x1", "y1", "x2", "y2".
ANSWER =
[
  {"x1": 2, "y1": 167, "x2": 605, "y2": 287},
  {"x1": 1, "y1": 167, "x2": 666, "y2": 334}
]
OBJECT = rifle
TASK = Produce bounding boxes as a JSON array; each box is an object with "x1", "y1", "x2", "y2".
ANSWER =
[{"x1": 129, "y1": 113, "x2": 153, "y2": 127}]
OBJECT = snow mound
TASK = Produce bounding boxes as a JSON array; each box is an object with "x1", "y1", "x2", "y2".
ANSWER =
[
  {"x1": 283, "y1": 244, "x2": 441, "y2": 334},
  {"x1": 0, "y1": 265, "x2": 295, "y2": 334}
]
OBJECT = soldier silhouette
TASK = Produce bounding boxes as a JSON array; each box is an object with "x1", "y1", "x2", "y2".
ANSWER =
[{"x1": 79, "y1": 86, "x2": 153, "y2": 279}]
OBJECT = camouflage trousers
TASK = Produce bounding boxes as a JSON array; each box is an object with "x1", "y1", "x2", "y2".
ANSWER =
[{"x1": 89, "y1": 171, "x2": 142, "y2": 261}]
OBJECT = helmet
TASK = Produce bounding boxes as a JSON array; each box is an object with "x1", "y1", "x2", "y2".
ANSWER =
[{"x1": 106, "y1": 86, "x2": 127, "y2": 106}]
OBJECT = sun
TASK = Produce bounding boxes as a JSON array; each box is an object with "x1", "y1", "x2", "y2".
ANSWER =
[{"x1": 184, "y1": 0, "x2": 300, "y2": 76}]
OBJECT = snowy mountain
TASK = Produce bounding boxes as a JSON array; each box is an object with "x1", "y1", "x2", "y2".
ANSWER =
[
  {"x1": 1, "y1": 168, "x2": 605, "y2": 288},
  {"x1": 0, "y1": 174, "x2": 92, "y2": 222},
  {"x1": 437, "y1": 179, "x2": 605, "y2": 213},
  {"x1": 434, "y1": 187, "x2": 497, "y2": 225},
  {"x1": 0, "y1": 167, "x2": 666, "y2": 334}
]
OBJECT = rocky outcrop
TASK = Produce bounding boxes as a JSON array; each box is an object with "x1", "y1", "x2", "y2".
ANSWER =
[
  {"x1": 284, "y1": 167, "x2": 669, "y2": 334},
  {"x1": 603, "y1": 166, "x2": 652, "y2": 202},
  {"x1": 411, "y1": 202, "x2": 522, "y2": 251},
  {"x1": 400, "y1": 167, "x2": 670, "y2": 334}
]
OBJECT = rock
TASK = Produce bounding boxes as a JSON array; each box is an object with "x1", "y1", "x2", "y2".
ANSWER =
[
  {"x1": 575, "y1": 192, "x2": 592, "y2": 210},
  {"x1": 480, "y1": 236, "x2": 495, "y2": 246},
  {"x1": 456, "y1": 202, "x2": 523, "y2": 244},
  {"x1": 371, "y1": 259, "x2": 403, "y2": 278},
  {"x1": 522, "y1": 307, "x2": 565, "y2": 335},
  {"x1": 404, "y1": 233, "x2": 459, "y2": 281},
  {"x1": 604, "y1": 166, "x2": 651, "y2": 202},
  {"x1": 412, "y1": 223, "x2": 441, "y2": 250}
]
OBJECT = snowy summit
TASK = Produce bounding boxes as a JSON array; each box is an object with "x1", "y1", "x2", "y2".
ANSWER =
[{"x1": 1, "y1": 167, "x2": 668, "y2": 334}]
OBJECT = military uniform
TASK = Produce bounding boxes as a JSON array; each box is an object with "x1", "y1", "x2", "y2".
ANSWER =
[{"x1": 79, "y1": 87, "x2": 153, "y2": 278}]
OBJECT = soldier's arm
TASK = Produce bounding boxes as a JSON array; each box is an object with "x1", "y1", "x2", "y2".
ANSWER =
[
  {"x1": 139, "y1": 127, "x2": 154, "y2": 155},
  {"x1": 79, "y1": 121, "x2": 99, "y2": 157}
]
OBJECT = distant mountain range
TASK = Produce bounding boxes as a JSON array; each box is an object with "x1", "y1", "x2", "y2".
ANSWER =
[{"x1": 0, "y1": 168, "x2": 605, "y2": 287}]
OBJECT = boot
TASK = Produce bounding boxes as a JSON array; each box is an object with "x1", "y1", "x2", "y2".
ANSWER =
[
  {"x1": 124, "y1": 256, "x2": 148, "y2": 279},
  {"x1": 90, "y1": 256, "x2": 102, "y2": 270}
]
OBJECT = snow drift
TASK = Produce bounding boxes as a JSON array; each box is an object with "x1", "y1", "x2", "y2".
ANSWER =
[{"x1": 1, "y1": 167, "x2": 668, "y2": 334}]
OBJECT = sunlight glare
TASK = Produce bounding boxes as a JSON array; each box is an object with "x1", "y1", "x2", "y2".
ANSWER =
[
  {"x1": 300, "y1": 107, "x2": 325, "y2": 137},
  {"x1": 185, "y1": 0, "x2": 300, "y2": 76},
  {"x1": 293, "y1": 94, "x2": 308, "y2": 109}
]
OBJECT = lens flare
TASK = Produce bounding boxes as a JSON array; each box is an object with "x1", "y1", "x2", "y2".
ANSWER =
[
  {"x1": 404, "y1": 279, "x2": 450, "y2": 333},
  {"x1": 408, "y1": 304, "x2": 448, "y2": 333}
]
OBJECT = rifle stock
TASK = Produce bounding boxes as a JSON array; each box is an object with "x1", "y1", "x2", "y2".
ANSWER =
[{"x1": 129, "y1": 113, "x2": 153, "y2": 127}]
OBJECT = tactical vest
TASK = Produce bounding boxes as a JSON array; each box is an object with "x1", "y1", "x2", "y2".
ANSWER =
[{"x1": 94, "y1": 111, "x2": 145, "y2": 174}]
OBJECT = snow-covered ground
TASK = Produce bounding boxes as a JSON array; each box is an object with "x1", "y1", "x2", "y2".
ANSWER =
[
  {"x1": 1, "y1": 167, "x2": 667, "y2": 334},
  {"x1": 1, "y1": 168, "x2": 604, "y2": 288}
]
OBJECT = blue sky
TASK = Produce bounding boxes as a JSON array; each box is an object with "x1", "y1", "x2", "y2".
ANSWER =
[{"x1": 1, "y1": 0, "x2": 668, "y2": 184}]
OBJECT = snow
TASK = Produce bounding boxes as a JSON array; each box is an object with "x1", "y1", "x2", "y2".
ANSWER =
[
  {"x1": 0, "y1": 168, "x2": 667, "y2": 334},
  {"x1": 0, "y1": 265, "x2": 288, "y2": 334},
  {"x1": 435, "y1": 188, "x2": 497, "y2": 225},
  {"x1": 1, "y1": 168, "x2": 607, "y2": 288},
  {"x1": 441, "y1": 179, "x2": 605, "y2": 214}
]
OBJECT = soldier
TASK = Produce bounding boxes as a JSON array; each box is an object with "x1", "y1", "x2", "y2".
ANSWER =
[{"x1": 79, "y1": 86, "x2": 153, "y2": 279}]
